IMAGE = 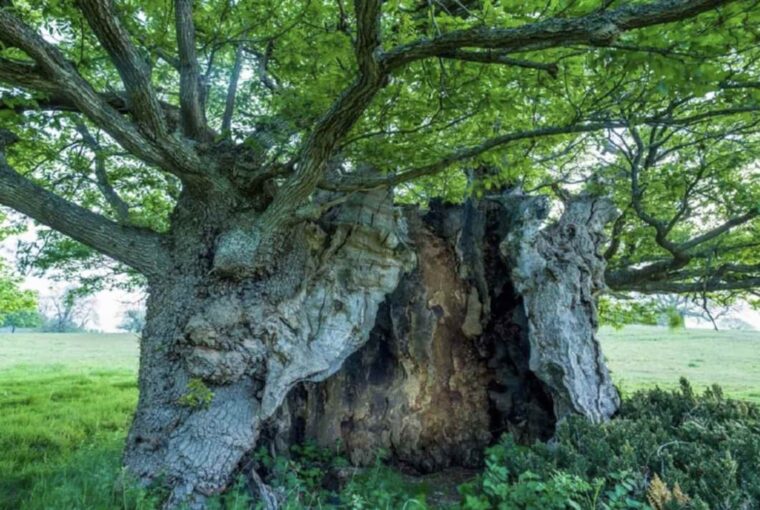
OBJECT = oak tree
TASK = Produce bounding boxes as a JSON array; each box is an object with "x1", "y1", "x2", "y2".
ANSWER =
[{"x1": 0, "y1": 0, "x2": 758, "y2": 506}]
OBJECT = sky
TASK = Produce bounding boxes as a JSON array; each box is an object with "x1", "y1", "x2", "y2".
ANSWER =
[{"x1": 0, "y1": 218, "x2": 142, "y2": 332}]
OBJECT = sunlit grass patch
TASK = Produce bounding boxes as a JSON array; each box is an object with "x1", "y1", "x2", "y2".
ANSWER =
[
  {"x1": 600, "y1": 325, "x2": 760, "y2": 402},
  {"x1": 0, "y1": 366, "x2": 138, "y2": 509}
]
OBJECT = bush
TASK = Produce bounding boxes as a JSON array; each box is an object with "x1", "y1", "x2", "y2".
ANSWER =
[{"x1": 460, "y1": 378, "x2": 760, "y2": 510}]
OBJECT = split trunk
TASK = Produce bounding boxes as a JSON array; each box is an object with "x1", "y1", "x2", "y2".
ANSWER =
[{"x1": 125, "y1": 187, "x2": 620, "y2": 507}]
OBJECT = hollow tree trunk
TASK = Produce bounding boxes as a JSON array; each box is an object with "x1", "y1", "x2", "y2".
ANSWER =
[
  {"x1": 124, "y1": 187, "x2": 619, "y2": 507},
  {"x1": 267, "y1": 191, "x2": 620, "y2": 472}
]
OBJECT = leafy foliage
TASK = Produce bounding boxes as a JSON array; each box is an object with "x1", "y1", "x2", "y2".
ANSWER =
[
  {"x1": 0, "y1": 0, "x2": 757, "y2": 297},
  {"x1": 240, "y1": 443, "x2": 430, "y2": 509},
  {"x1": 0, "y1": 261, "x2": 36, "y2": 324},
  {"x1": 228, "y1": 379, "x2": 760, "y2": 510},
  {"x1": 461, "y1": 379, "x2": 760, "y2": 510},
  {"x1": 177, "y1": 378, "x2": 214, "y2": 409},
  {"x1": 599, "y1": 297, "x2": 660, "y2": 329},
  {"x1": 1, "y1": 309, "x2": 41, "y2": 331}
]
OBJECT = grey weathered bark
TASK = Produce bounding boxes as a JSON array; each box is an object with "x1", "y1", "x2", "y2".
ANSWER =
[
  {"x1": 122, "y1": 188, "x2": 619, "y2": 505},
  {"x1": 265, "y1": 191, "x2": 619, "y2": 473},
  {"x1": 125, "y1": 187, "x2": 413, "y2": 507},
  {"x1": 501, "y1": 193, "x2": 620, "y2": 422}
]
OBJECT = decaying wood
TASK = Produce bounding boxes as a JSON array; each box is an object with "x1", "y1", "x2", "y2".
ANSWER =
[{"x1": 267, "y1": 191, "x2": 619, "y2": 472}]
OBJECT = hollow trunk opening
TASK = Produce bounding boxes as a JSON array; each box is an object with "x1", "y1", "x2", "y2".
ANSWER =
[
  {"x1": 265, "y1": 197, "x2": 562, "y2": 472},
  {"x1": 124, "y1": 190, "x2": 619, "y2": 507}
]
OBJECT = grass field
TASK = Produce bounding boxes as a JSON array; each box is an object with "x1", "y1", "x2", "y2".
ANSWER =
[
  {"x1": 1, "y1": 326, "x2": 759, "y2": 508},
  {"x1": 0, "y1": 332, "x2": 139, "y2": 370},
  {"x1": 599, "y1": 325, "x2": 760, "y2": 402},
  {"x1": 0, "y1": 333, "x2": 142, "y2": 509}
]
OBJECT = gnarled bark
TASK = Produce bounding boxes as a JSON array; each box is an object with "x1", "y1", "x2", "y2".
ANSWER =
[
  {"x1": 126, "y1": 189, "x2": 618, "y2": 506},
  {"x1": 502, "y1": 193, "x2": 620, "y2": 422},
  {"x1": 124, "y1": 188, "x2": 413, "y2": 507},
  {"x1": 267, "y1": 192, "x2": 619, "y2": 473}
]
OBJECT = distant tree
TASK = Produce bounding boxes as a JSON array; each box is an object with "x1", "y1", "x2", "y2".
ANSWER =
[
  {"x1": 119, "y1": 308, "x2": 145, "y2": 333},
  {"x1": 717, "y1": 317, "x2": 755, "y2": 330},
  {"x1": 2, "y1": 309, "x2": 42, "y2": 332},
  {"x1": 40, "y1": 288, "x2": 92, "y2": 333},
  {"x1": 652, "y1": 294, "x2": 739, "y2": 330},
  {"x1": 0, "y1": 261, "x2": 37, "y2": 328}
]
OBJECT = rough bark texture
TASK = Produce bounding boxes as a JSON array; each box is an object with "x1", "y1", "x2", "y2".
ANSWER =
[
  {"x1": 266, "y1": 192, "x2": 619, "y2": 473},
  {"x1": 124, "y1": 188, "x2": 414, "y2": 507},
  {"x1": 124, "y1": 187, "x2": 617, "y2": 506},
  {"x1": 502, "y1": 193, "x2": 621, "y2": 423}
]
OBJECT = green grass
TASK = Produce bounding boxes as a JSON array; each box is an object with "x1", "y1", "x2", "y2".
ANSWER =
[
  {"x1": 0, "y1": 332, "x2": 138, "y2": 370},
  {"x1": 599, "y1": 325, "x2": 760, "y2": 402},
  {"x1": 0, "y1": 333, "x2": 141, "y2": 509},
  {"x1": 1, "y1": 327, "x2": 759, "y2": 508},
  {"x1": 0, "y1": 366, "x2": 142, "y2": 509}
]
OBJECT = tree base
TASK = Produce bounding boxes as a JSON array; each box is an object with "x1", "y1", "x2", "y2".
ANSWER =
[{"x1": 124, "y1": 191, "x2": 618, "y2": 506}]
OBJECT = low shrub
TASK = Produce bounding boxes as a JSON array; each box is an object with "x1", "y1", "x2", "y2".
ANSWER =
[
  {"x1": 460, "y1": 378, "x2": 760, "y2": 510},
  {"x1": 253, "y1": 445, "x2": 429, "y2": 509}
]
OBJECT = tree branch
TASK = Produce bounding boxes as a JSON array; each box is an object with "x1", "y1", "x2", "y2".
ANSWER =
[
  {"x1": 0, "y1": 10, "x2": 201, "y2": 178},
  {"x1": 324, "y1": 121, "x2": 618, "y2": 191},
  {"x1": 604, "y1": 209, "x2": 628, "y2": 260},
  {"x1": 439, "y1": 49, "x2": 559, "y2": 77},
  {"x1": 75, "y1": 122, "x2": 131, "y2": 223},
  {"x1": 77, "y1": 0, "x2": 167, "y2": 137},
  {"x1": 677, "y1": 210, "x2": 759, "y2": 252},
  {"x1": 659, "y1": 105, "x2": 760, "y2": 126},
  {"x1": 609, "y1": 276, "x2": 760, "y2": 293},
  {"x1": 243, "y1": 43, "x2": 278, "y2": 92},
  {"x1": 257, "y1": 0, "x2": 384, "y2": 222},
  {"x1": 628, "y1": 126, "x2": 682, "y2": 256},
  {"x1": 382, "y1": 0, "x2": 737, "y2": 69},
  {"x1": 174, "y1": 0, "x2": 208, "y2": 140},
  {"x1": 0, "y1": 57, "x2": 59, "y2": 96},
  {"x1": 606, "y1": 208, "x2": 758, "y2": 292},
  {"x1": 0, "y1": 132, "x2": 168, "y2": 277},
  {"x1": 212, "y1": 0, "x2": 386, "y2": 276},
  {"x1": 222, "y1": 45, "x2": 244, "y2": 134}
]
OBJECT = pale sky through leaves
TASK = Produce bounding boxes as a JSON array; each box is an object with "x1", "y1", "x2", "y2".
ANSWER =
[{"x1": 1, "y1": 216, "x2": 142, "y2": 332}]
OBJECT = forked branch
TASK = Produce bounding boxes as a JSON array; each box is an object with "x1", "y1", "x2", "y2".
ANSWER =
[{"x1": 77, "y1": 0, "x2": 168, "y2": 137}]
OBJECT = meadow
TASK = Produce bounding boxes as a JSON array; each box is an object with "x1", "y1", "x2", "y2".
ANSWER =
[
  {"x1": 1, "y1": 326, "x2": 759, "y2": 509},
  {"x1": 600, "y1": 325, "x2": 760, "y2": 402}
]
